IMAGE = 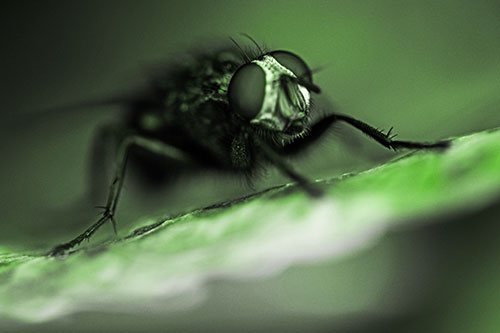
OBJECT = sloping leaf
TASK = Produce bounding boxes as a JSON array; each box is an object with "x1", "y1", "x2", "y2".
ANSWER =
[{"x1": 1, "y1": 128, "x2": 500, "y2": 325}]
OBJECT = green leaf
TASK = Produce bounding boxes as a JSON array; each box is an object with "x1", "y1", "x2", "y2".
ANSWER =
[{"x1": 1, "y1": 128, "x2": 500, "y2": 327}]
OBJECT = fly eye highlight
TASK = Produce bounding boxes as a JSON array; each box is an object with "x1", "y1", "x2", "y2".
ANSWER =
[
  {"x1": 228, "y1": 63, "x2": 266, "y2": 120},
  {"x1": 269, "y1": 50, "x2": 320, "y2": 93}
]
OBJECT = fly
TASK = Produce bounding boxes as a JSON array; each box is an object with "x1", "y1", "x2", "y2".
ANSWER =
[{"x1": 48, "y1": 36, "x2": 450, "y2": 256}]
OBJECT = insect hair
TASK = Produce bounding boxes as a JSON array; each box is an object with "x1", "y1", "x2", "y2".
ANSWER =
[
  {"x1": 229, "y1": 36, "x2": 251, "y2": 63},
  {"x1": 240, "y1": 33, "x2": 264, "y2": 55},
  {"x1": 229, "y1": 34, "x2": 268, "y2": 64}
]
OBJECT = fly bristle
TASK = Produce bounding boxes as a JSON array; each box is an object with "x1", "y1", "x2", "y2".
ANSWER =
[
  {"x1": 229, "y1": 34, "x2": 268, "y2": 63},
  {"x1": 240, "y1": 33, "x2": 264, "y2": 56},
  {"x1": 229, "y1": 37, "x2": 251, "y2": 63}
]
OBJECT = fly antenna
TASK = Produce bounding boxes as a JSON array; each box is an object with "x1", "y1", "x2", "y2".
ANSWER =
[
  {"x1": 229, "y1": 36, "x2": 251, "y2": 62},
  {"x1": 240, "y1": 33, "x2": 264, "y2": 55},
  {"x1": 308, "y1": 66, "x2": 326, "y2": 75}
]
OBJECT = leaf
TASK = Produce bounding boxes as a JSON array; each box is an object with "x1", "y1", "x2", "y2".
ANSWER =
[{"x1": 1, "y1": 127, "x2": 500, "y2": 326}]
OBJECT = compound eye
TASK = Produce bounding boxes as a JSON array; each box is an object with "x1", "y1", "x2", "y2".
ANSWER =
[
  {"x1": 228, "y1": 63, "x2": 266, "y2": 119},
  {"x1": 270, "y1": 50, "x2": 319, "y2": 92},
  {"x1": 270, "y1": 51, "x2": 312, "y2": 82}
]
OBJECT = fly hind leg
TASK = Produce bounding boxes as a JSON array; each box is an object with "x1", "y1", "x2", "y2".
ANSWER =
[
  {"x1": 49, "y1": 135, "x2": 193, "y2": 256},
  {"x1": 88, "y1": 124, "x2": 123, "y2": 204}
]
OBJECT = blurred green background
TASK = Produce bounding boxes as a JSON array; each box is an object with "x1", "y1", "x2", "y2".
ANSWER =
[{"x1": 1, "y1": 0, "x2": 500, "y2": 331}]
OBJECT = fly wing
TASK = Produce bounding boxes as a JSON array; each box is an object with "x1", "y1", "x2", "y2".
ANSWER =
[{"x1": 3, "y1": 87, "x2": 153, "y2": 131}]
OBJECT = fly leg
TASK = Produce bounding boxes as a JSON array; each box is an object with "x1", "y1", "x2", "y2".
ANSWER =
[
  {"x1": 281, "y1": 113, "x2": 450, "y2": 155},
  {"x1": 88, "y1": 124, "x2": 123, "y2": 203},
  {"x1": 257, "y1": 139, "x2": 323, "y2": 197},
  {"x1": 330, "y1": 114, "x2": 450, "y2": 150},
  {"x1": 48, "y1": 135, "x2": 192, "y2": 256}
]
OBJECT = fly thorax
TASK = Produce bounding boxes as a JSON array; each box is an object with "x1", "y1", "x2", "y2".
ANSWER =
[{"x1": 250, "y1": 55, "x2": 311, "y2": 131}]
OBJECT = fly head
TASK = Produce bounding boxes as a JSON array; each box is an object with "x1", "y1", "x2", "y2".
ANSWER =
[{"x1": 228, "y1": 50, "x2": 321, "y2": 139}]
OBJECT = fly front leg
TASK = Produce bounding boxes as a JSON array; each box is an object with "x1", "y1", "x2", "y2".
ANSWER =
[
  {"x1": 48, "y1": 135, "x2": 192, "y2": 256},
  {"x1": 330, "y1": 114, "x2": 450, "y2": 150},
  {"x1": 281, "y1": 113, "x2": 450, "y2": 155}
]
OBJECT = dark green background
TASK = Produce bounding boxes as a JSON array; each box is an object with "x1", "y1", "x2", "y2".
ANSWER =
[{"x1": 1, "y1": 1, "x2": 500, "y2": 331}]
